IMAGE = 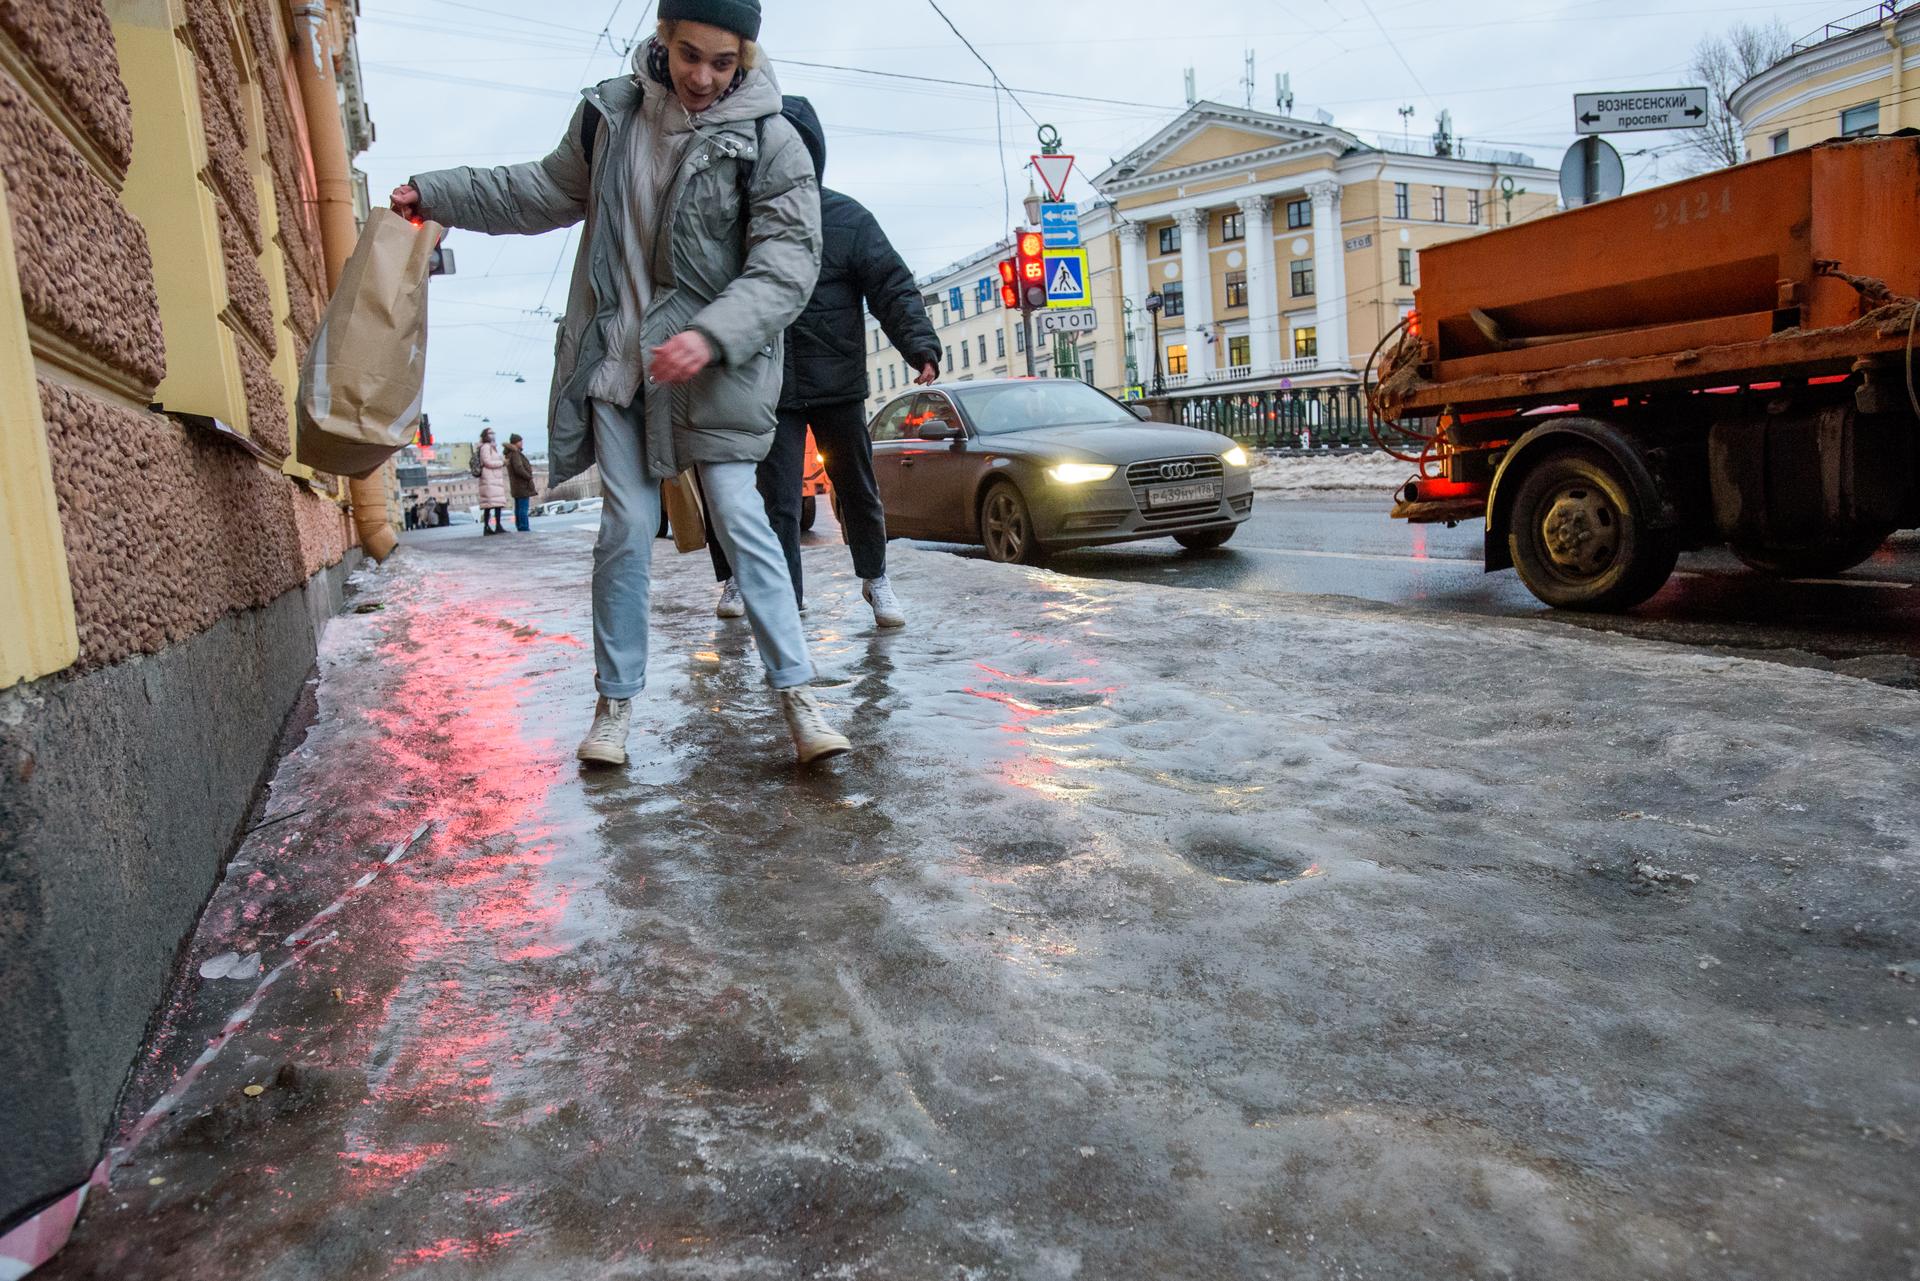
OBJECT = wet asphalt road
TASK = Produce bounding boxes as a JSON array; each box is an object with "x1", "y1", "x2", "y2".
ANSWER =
[
  {"x1": 44, "y1": 522, "x2": 1919, "y2": 1281},
  {"x1": 937, "y1": 498, "x2": 1920, "y2": 690}
]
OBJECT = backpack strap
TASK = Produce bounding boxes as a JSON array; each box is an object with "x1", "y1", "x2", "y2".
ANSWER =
[{"x1": 580, "y1": 101, "x2": 603, "y2": 167}]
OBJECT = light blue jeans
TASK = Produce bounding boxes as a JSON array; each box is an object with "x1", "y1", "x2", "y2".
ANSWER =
[{"x1": 591, "y1": 398, "x2": 814, "y2": 699}]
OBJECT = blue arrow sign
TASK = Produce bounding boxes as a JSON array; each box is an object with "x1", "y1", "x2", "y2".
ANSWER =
[{"x1": 1040, "y1": 202, "x2": 1081, "y2": 249}]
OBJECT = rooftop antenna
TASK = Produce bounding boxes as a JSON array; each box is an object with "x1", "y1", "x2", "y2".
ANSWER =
[
  {"x1": 1275, "y1": 72, "x2": 1295, "y2": 116},
  {"x1": 1398, "y1": 104, "x2": 1415, "y2": 149},
  {"x1": 1184, "y1": 67, "x2": 1197, "y2": 107},
  {"x1": 1242, "y1": 50, "x2": 1256, "y2": 109}
]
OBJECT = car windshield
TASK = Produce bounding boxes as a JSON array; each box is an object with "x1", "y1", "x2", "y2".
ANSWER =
[{"x1": 953, "y1": 381, "x2": 1138, "y2": 435}]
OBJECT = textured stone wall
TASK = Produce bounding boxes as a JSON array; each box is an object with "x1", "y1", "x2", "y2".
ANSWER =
[
  {"x1": 0, "y1": 71, "x2": 165, "y2": 388},
  {"x1": 0, "y1": 0, "x2": 134, "y2": 174},
  {"x1": 36, "y1": 379, "x2": 349, "y2": 670}
]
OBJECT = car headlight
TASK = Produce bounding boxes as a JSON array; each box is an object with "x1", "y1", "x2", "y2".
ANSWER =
[
  {"x1": 1221, "y1": 446, "x2": 1251, "y2": 468},
  {"x1": 1046, "y1": 463, "x2": 1118, "y2": 485}
]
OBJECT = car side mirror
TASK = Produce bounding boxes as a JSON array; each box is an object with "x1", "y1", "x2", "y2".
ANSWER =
[
  {"x1": 920, "y1": 423, "x2": 962, "y2": 442},
  {"x1": 1128, "y1": 403, "x2": 1156, "y2": 421}
]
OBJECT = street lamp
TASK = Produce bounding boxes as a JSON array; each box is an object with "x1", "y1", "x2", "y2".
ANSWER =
[{"x1": 1144, "y1": 290, "x2": 1165, "y2": 395}]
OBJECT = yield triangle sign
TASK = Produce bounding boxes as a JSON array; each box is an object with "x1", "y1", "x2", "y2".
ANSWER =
[{"x1": 1032, "y1": 153, "x2": 1075, "y2": 202}]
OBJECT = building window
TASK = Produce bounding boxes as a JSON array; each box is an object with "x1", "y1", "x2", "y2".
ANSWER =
[
  {"x1": 1468, "y1": 192, "x2": 1482, "y2": 225},
  {"x1": 1161, "y1": 280, "x2": 1185, "y2": 318},
  {"x1": 1167, "y1": 344, "x2": 1189, "y2": 375},
  {"x1": 1770, "y1": 130, "x2": 1790, "y2": 155},
  {"x1": 1227, "y1": 335, "x2": 1251, "y2": 368},
  {"x1": 1432, "y1": 187, "x2": 1446, "y2": 221},
  {"x1": 1016, "y1": 326, "x2": 1027, "y2": 353},
  {"x1": 946, "y1": 345, "x2": 954, "y2": 369},
  {"x1": 1224, "y1": 270, "x2": 1248, "y2": 309},
  {"x1": 1294, "y1": 326, "x2": 1318, "y2": 360},
  {"x1": 996, "y1": 329, "x2": 1006, "y2": 359},
  {"x1": 1290, "y1": 260, "x2": 1314, "y2": 297},
  {"x1": 1221, "y1": 211, "x2": 1245, "y2": 241},
  {"x1": 888, "y1": 365, "x2": 897, "y2": 388},
  {"x1": 961, "y1": 339, "x2": 970, "y2": 369},
  {"x1": 978, "y1": 335, "x2": 988, "y2": 364},
  {"x1": 1286, "y1": 198, "x2": 1312, "y2": 229},
  {"x1": 1398, "y1": 248, "x2": 1414, "y2": 287},
  {"x1": 1841, "y1": 101, "x2": 1880, "y2": 138},
  {"x1": 1159, "y1": 224, "x2": 1181, "y2": 254},
  {"x1": 1081, "y1": 358, "x2": 1095, "y2": 385},
  {"x1": 1394, "y1": 182, "x2": 1410, "y2": 219}
]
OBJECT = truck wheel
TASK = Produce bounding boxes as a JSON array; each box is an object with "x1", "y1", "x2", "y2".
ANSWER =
[
  {"x1": 1730, "y1": 526, "x2": 1893, "y2": 577},
  {"x1": 1508, "y1": 447, "x2": 1678, "y2": 611},
  {"x1": 801, "y1": 495, "x2": 817, "y2": 532}
]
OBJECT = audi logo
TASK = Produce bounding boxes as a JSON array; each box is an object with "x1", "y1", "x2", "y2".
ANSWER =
[{"x1": 1158, "y1": 462, "x2": 1198, "y2": 481}]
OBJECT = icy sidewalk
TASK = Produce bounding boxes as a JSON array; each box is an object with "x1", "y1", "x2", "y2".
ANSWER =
[{"x1": 41, "y1": 528, "x2": 1920, "y2": 1281}]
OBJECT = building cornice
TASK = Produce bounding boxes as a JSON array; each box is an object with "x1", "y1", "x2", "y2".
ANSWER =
[{"x1": 1731, "y1": 11, "x2": 1919, "y2": 118}]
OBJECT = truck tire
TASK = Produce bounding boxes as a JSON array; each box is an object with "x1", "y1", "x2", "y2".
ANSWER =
[
  {"x1": 1730, "y1": 525, "x2": 1893, "y2": 577},
  {"x1": 1508, "y1": 447, "x2": 1678, "y2": 611},
  {"x1": 801, "y1": 495, "x2": 817, "y2": 532}
]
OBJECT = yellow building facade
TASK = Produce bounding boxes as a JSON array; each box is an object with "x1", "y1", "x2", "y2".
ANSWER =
[
  {"x1": 863, "y1": 102, "x2": 1558, "y2": 409},
  {"x1": 1731, "y1": 5, "x2": 1919, "y2": 158}
]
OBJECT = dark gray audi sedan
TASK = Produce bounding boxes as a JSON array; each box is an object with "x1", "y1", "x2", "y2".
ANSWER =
[{"x1": 864, "y1": 379, "x2": 1255, "y2": 564}]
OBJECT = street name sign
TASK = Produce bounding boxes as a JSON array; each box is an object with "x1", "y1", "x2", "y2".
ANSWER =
[
  {"x1": 1036, "y1": 307, "x2": 1098, "y2": 335},
  {"x1": 1574, "y1": 88, "x2": 1709, "y2": 135},
  {"x1": 1032, "y1": 153, "x2": 1076, "y2": 202},
  {"x1": 1043, "y1": 248, "x2": 1090, "y2": 308},
  {"x1": 1040, "y1": 202, "x2": 1081, "y2": 249}
]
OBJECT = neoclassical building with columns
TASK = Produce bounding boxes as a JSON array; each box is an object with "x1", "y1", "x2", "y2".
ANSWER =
[{"x1": 1077, "y1": 101, "x2": 1559, "y2": 397}]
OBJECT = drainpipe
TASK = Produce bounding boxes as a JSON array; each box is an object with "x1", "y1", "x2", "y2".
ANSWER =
[{"x1": 289, "y1": 0, "x2": 396, "y2": 560}]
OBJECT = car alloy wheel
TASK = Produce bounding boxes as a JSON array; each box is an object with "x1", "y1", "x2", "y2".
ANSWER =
[{"x1": 981, "y1": 482, "x2": 1043, "y2": 565}]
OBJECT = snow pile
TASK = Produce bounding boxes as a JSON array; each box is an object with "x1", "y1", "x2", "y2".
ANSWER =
[{"x1": 1251, "y1": 450, "x2": 1414, "y2": 497}]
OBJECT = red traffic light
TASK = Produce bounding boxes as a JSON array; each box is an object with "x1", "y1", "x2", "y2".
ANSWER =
[{"x1": 1014, "y1": 233, "x2": 1047, "y2": 312}]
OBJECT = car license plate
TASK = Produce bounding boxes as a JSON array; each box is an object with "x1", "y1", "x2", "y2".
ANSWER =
[{"x1": 1146, "y1": 481, "x2": 1221, "y2": 509}]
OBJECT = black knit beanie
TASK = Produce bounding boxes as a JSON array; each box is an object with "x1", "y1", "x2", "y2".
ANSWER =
[{"x1": 658, "y1": 0, "x2": 762, "y2": 41}]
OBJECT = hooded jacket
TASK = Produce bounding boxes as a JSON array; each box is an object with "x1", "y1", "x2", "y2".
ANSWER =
[
  {"x1": 409, "y1": 44, "x2": 823, "y2": 488},
  {"x1": 775, "y1": 99, "x2": 939, "y2": 411}
]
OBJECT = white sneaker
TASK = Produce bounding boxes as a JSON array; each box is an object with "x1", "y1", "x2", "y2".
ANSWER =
[
  {"x1": 716, "y1": 579, "x2": 746, "y2": 619},
  {"x1": 862, "y1": 575, "x2": 906, "y2": 629},
  {"x1": 779, "y1": 688, "x2": 851, "y2": 764},
  {"x1": 576, "y1": 696, "x2": 633, "y2": 766}
]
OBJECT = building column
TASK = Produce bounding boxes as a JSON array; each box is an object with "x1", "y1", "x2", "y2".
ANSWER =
[
  {"x1": 1237, "y1": 195, "x2": 1281, "y2": 372},
  {"x1": 1176, "y1": 207, "x2": 1214, "y2": 379},
  {"x1": 1118, "y1": 221, "x2": 1150, "y2": 386},
  {"x1": 1307, "y1": 180, "x2": 1349, "y2": 370}
]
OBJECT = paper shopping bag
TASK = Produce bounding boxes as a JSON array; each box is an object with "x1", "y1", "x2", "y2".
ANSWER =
[
  {"x1": 662, "y1": 470, "x2": 707, "y2": 554},
  {"x1": 296, "y1": 209, "x2": 443, "y2": 478}
]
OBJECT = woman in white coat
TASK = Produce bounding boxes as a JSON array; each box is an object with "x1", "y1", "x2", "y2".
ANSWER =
[{"x1": 476, "y1": 428, "x2": 509, "y2": 535}]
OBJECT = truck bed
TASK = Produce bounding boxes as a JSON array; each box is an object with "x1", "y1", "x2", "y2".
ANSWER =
[{"x1": 1377, "y1": 136, "x2": 1920, "y2": 418}]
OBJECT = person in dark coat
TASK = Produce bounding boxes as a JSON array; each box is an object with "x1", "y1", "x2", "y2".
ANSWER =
[
  {"x1": 710, "y1": 96, "x2": 939, "y2": 628},
  {"x1": 506, "y1": 434, "x2": 539, "y2": 532}
]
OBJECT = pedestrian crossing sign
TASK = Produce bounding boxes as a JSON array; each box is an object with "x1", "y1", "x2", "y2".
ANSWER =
[{"x1": 1044, "y1": 249, "x2": 1089, "y2": 308}]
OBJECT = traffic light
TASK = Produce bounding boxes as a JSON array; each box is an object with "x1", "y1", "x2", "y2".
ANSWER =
[
  {"x1": 997, "y1": 258, "x2": 1018, "y2": 310},
  {"x1": 1015, "y1": 230, "x2": 1047, "y2": 312},
  {"x1": 415, "y1": 413, "x2": 433, "y2": 447}
]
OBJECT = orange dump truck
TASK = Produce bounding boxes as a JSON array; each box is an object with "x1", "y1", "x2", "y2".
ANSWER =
[{"x1": 1371, "y1": 135, "x2": 1920, "y2": 610}]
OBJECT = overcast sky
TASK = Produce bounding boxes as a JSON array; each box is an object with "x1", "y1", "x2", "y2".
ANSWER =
[{"x1": 357, "y1": 0, "x2": 1840, "y2": 452}]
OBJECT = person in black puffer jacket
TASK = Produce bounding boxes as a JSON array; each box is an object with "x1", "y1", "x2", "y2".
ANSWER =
[{"x1": 710, "y1": 96, "x2": 940, "y2": 628}]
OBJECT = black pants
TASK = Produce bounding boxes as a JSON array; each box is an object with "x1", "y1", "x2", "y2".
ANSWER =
[{"x1": 708, "y1": 400, "x2": 888, "y2": 604}]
